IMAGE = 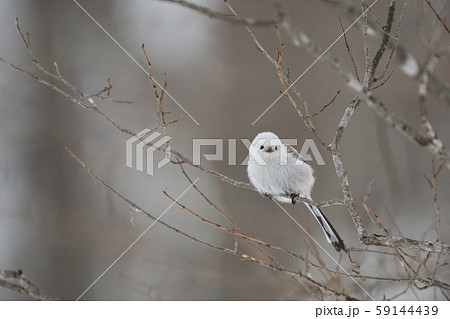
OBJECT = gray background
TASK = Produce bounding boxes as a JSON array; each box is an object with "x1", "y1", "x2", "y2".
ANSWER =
[{"x1": 0, "y1": 0, "x2": 449, "y2": 300}]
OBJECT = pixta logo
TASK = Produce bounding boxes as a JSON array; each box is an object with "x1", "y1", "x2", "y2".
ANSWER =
[
  {"x1": 126, "y1": 128, "x2": 171, "y2": 175},
  {"x1": 126, "y1": 131, "x2": 325, "y2": 176},
  {"x1": 193, "y1": 138, "x2": 325, "y2": 166}
]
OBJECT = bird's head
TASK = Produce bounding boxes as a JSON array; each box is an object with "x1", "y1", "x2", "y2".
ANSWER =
[{"x1": 249, "y1": 132, "x2": 283, "y2": 165}]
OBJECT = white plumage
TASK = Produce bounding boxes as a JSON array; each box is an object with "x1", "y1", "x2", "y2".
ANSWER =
[{"x1": 247, "y1": 132, "x2": 345, "y2": 252}]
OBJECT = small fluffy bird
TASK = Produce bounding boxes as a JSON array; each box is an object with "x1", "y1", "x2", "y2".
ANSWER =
[{"x1": 247, "y1": 132, "x2": 345, "y2": 252}]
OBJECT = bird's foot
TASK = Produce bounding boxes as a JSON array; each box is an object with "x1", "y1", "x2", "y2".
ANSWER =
[
  {"x1": 264, "y1": 193, "x2": 273, "y2": 200},
  {"x1": 290, "y1": 194, "x2": 298, "y2": 205}
]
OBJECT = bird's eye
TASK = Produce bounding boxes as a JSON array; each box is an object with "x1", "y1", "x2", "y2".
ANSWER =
[
  {"x1": 275, "y1": 146, "x2": 278, "y2": 150},
  {"x1": 260, "y1": 145, "x2": 264, "y2": 149}
]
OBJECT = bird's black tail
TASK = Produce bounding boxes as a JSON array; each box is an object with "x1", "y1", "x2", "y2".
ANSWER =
[{"x1": 304, "y1": 203, "x2": 346, "y2": 252}]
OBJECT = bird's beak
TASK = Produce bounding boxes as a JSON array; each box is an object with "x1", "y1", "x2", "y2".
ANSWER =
[{"x1": 266, "y1": 146, "x2": 273, "y2": 153}]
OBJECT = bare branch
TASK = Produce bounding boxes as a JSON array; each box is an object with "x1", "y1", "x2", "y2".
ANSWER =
[
  {"x1": 224, "y1": 2, "x2": 330, "y2": 149},
  {"x1": 418, "y1": 53, "x2": 440, "y2": 139},
  {"x1": 0, "y1": 270, "x2": 58, "y2": 300},
  {"x1": 278, "y1": 4, "x2": 450, "y2": 169},
  {"x1": 361, "y1": 234, "x2": 450, "y2": 255},
  {"x1": 4, "y1": 7, "x2": 450, "y2": 300},
  {"x1": 368, "y1": 1, "x2": 396, "y2": 87},
  {"x1": 424, "y1": 0, "x2": 450, "y2": 33},
  {"x1": 66, "y1": 147, "x2": 361, "y2": 300},
  {"x1": 319, "y1": 0, "x2": 450, "y2": 106},
  {"x1": 162, "y1": 0, "x2": 283, "y2": 27}
]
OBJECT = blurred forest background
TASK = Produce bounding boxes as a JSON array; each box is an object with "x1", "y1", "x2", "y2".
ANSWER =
[{"x1": 0, "y1": 0, "x2": 449, "y2": 300}]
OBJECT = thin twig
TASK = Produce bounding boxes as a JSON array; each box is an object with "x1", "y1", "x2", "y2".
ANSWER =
[
  {"x1": 306, "y1": 90, "x2": 341, "y2": 119},
  {"x1": 339, "y1": 17, "x2": 360, "y2": 83},
  {"x1": 424, "y1": 0, "x2": 450, "y2": 33}
]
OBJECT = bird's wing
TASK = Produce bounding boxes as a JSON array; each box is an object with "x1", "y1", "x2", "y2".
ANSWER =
[
  {"x1": 286, "y1": 144, "x2": 304, "y2": 162},
  {"x1": 287, "y1": 143, "x2": 316, "y2": 179}
]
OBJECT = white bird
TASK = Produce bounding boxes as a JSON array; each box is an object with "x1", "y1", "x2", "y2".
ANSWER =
[{"x1": 247, "y1": 132, "x2": 345, "y2": 252}]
